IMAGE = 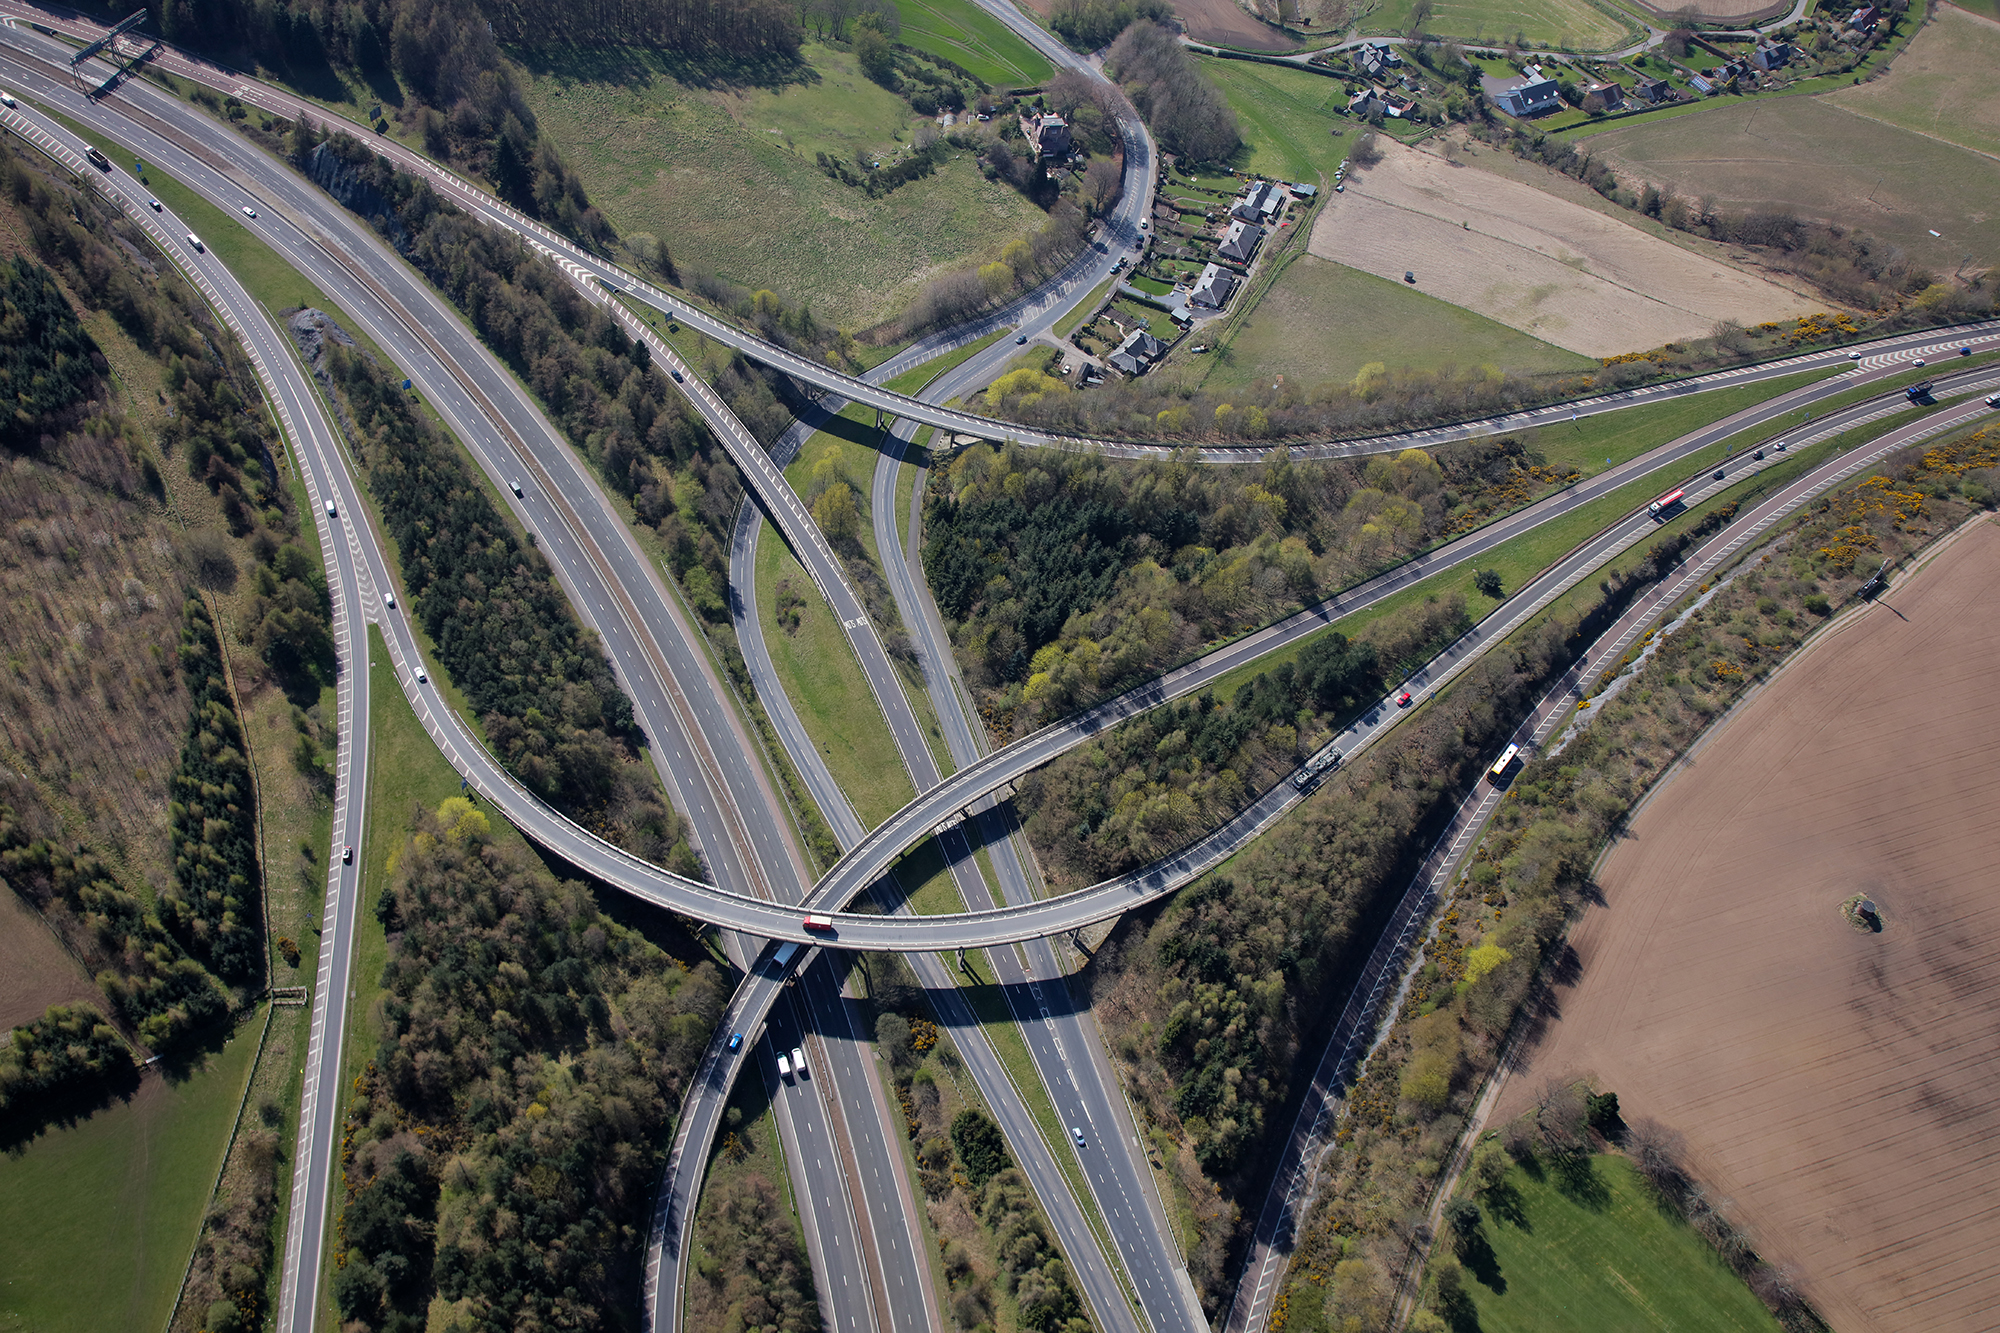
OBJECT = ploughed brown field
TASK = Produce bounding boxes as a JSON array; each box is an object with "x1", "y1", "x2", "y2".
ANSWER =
[{"x1": 1493, "y1": 518, "x2": 2000, "y2": 1333}]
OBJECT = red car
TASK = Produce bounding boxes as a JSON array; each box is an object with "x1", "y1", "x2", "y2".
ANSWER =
[{"x1": 1396, "y1": 691, "x2": 1414, "y2": 708}]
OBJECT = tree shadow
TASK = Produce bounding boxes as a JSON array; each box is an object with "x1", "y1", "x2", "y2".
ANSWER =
[
  {"x1": 508, "y1": 40, "x2": 816, "y2": 94},
  {"x1": 1457, "y1": 1228, "x2": 1506, "y2": 1294},
  {"x1": 1551, "y1": 1151, "x2": 1612, "y2": 1211},
  {"x1": 0, "y1": 1060, "x2": 143, "y2": 1154},
  {"x1": 1483, "y1": 1178, "x2": 1530, "y2": 1231}
]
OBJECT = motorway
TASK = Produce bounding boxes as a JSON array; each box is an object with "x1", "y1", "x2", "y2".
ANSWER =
[
  {"x1": 11, "y1": 9, "x2": 1998, "y2": 1333},
  {"x1": 1220, "y1": 377, "x2": 2000, "y2": 1333},
  {"x1": 4, "y1": 8, "x2": 1995, "y2": 954},
  {"x1": 12, "y1": 11, "x2": 1993, "y2": 961},
  {"x1": 0, "y1": 45, "x2": 922, "y2": 1333}
]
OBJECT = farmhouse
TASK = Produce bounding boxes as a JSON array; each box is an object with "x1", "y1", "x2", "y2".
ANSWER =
[
  {"x1": 1633, "y1": 75, "x2": 1673, "y2": 104},
  {"x1": 1357, "y1": 42, "x2": 1401, "y2": 78},
  {"x1": 1106, "y1": 326, "x2": 1164, "y2": 376},
  {"x1": 1751, "y1": 41, "x2": 1793, "y2": 71},
  {"x1": 1217, "y1": 219, "x2": 1263, "y2": 263},
  {"x1": 1847, "y1": 4, "x2": 1879, "y2": 28},
  {"x1": 1021, "y1": 112, "x2": 1071, "y2": 160},
  {"x1": 1348, "y1": 88, "x2": 1387, "y2": 117},
  {"x1": 1495, "y1": 76, "x2": 1562, "y2": 117},
  {"x1": 1584, "y1": 80, "x2": 1625, "y2": 111},
  {"x1": 1189, "y1": 262, "x2": 1236, "y2": 310},
  {"x1": 1235, "y1": 180, "x2": 1285, "y2": 224}
]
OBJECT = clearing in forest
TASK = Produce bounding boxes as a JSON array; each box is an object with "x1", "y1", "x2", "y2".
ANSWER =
[
  {"x1": 1493, "y1": 519, "x2": 2000, "y2": 1333},
  {"x1": 1307, "y1": 139, "x2": 1819, "y2": 356}
]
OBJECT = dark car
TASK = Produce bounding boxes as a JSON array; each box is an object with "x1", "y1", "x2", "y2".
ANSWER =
[
  {"x1": 342, "y1": 845, "x2": 353, "y2": 864},
  {"x1": 1404, "y1": 270, "x2": 1416, "y2": 284},
  {"x1": 1961, "y1": 346, "x2": 1973, "y2": 356},
  {"x1": 1016, "y1": 334, "x2": 1028, "y2": 344},
  {"x1": 1714, "y1": 469, "x2": 1726, "y2": 481},
  {"x1": 1397, "y1": 690, "x2": 1413, "y2": 708}
]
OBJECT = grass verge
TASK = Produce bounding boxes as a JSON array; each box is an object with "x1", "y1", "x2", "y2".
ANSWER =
[{"x1": 756, "y1": 526, "x2": 918, "y2": 828}]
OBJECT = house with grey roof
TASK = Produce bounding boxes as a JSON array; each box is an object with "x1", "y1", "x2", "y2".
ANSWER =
[
  {"x1": 1494, "y1": 76, "x2": 1561, "y2": 117},
  {"x1": 1216, "y1": 219, "x2": 1263, "y2": 264},
  {"x1": 1189, "y1": 262, "x2": 1236, "y2": 310},
  {"x1": 1022, "y1": 112, "x2": 1072, "y2": 159},
  {"x1": 1233, "y1": 180, "x2": 1284, "y2": 224},
  {"x1": 1107, "y1": 326, "x2": 1165, "y2": 376}
]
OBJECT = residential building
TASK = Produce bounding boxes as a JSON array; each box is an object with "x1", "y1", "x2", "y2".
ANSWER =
[
  {"x1": 1190, "y1": 262, "x2": 1236, "y2": 310},
  {"x1": 1107, "y1": 326, "x2": 1164, "y2": 376},
  {"x1": 1847, "y1": 5, "x2": 1879, "y2": 28},
  {"x1": 1234, "y1": 180, "x2": 1284, "y2": 224},
  {"x1": 1021, "y1": 112, "x2": 1072, "y2": 159},
  {"x1": 1751, "y1": 41, "x2": 1793, "y2": 71},
  {"x1": 1494, "y1": 76, "x2": 1562, "y2": 117},
  {"x1": 1217, "y1": 219, "x2": 1263, "y2": 264},
  {"x1": 1633, "y1": 75, "x2": 1673, "y2": 104},
  {"x1": 1583, "y1": 80, "x2": 1625, "y2": 110},
  {"x1": 1357, "y1": 42, "x2": 1401, "y2": 78}
]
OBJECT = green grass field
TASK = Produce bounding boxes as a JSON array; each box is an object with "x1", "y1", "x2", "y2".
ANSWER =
[
  {"x1": 1199, "y1": 57, "x2": 1351, "y2": 183},
  {"x1": 1201, "y1": 255, "x2": 1592, "y2": 392},
  {"x1": 890, "y1": 0, "x2": 1054, "y2": 87},
  {"x1": 1826, "y1": 5, "x2": 2000, "y2": 160},
  {"x1": 0, "y1": 1016, "x2": 261, "y2": 1333},
  {"x1": 1447, "y1": 1153, "x2": 1781, "y2": 1333},
  {"x1": 1581, "y1": 92, "x2": 2000, "y2": 275},
  {"x1": 520, "y1": 42, "x2": 1049, "y2": 329},
  {"x1": 1362, "y1": 0, "x2": 1639, "y2": 50}
]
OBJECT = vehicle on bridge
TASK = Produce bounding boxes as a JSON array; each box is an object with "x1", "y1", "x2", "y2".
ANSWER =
[
  {"x1": 803, "y1": 913, "x2": 836, "y2": 933},
  {"x1": 1292, "y1": 747, "x2": 1342, "y2": 790}
]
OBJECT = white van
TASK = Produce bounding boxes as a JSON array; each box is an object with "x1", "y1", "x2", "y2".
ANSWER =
[{"x1": 776, "y1": 1052, "x2": 793, "y2": 1081}]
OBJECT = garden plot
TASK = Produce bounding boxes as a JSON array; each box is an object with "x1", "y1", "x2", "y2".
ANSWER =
[
  {"x1": 1306, "y1": 139, "x2": 1817, "y2": 355},
  {"x1": 1494, "y1": 521, "x2": 2000, "y2": 1333}
]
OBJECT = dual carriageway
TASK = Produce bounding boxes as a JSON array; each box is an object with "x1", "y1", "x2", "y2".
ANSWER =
[{"x1": 5, "y1": 9, "x2": 1996, "y2": 1331}]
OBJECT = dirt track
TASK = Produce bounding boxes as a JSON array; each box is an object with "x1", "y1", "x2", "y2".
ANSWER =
[
  {"x1": 1307, "y1": 139, "x2": 1818, "y2": 355},
  {"x1": 1493, "y1": 518, "x2": 2000, "y2": 1333}
]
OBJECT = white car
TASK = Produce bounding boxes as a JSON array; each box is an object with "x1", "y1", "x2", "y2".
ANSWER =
[
  {"x1": 510, "y1": 480, "x2": 523, "y2": 497},
  {"x1": 1071, "y1": 1125, "x2": 1085, "y2": 1146},
  {"x1": 1911, "y1": 357, "x2": 1925, "y2": 367},
  {"x1": 325, "y1": 500, "x2": 337, "y2": 518},
  {"x1": 187, "y1": 232, "x2": 204, "y2": 252},
  {"x1": 0, "y1": 92, "x2": 14, "y2": 108},
  {"x1": 382, "y1": 590, "x2": 396, "y2": 609},
  {"x1": 791, "y1": 1046, "x2": 807, "y2": 1079},
  {"x1": 414, "y1": 665, "x2": 428, "y2": 684},
  {"x1": 241, "y1": 205, "x2": 257, "y2": 218}
]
